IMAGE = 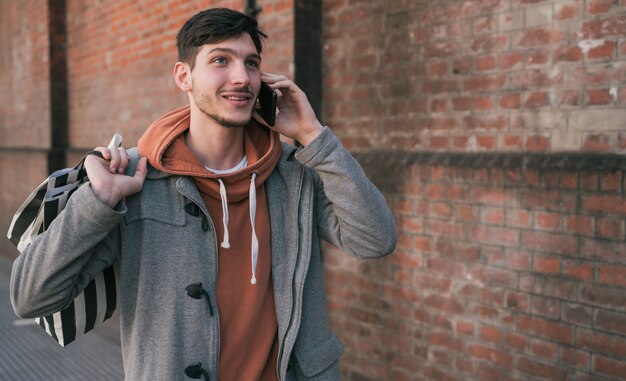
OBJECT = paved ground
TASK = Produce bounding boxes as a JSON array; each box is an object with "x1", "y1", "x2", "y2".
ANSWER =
[{"x1": 0, "y1": 255, "x2": 124, "y2": 380}]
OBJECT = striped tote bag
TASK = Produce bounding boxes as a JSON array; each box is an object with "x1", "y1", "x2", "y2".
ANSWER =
[{"x1": 7, "y1": 135, "x2": 122, "y2": 346}]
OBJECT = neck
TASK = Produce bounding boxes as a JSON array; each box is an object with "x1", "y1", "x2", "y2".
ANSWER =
[{"x1": 186, "y1": 104, "x2": 245, "y2": 171}]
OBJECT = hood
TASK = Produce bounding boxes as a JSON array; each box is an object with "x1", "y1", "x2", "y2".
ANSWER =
[{"x1": 137, "y1": 105, "x2": 282, "y2": 203}]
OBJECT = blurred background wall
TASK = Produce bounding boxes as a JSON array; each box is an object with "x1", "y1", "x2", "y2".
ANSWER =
[{"x1": 1, "y1": 0, "x2": 626, "y2": 380}]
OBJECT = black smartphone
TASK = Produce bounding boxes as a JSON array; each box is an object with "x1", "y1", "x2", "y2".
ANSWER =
[{"x1": 257, "y1": 82, "x2": 277, "y2": 126}]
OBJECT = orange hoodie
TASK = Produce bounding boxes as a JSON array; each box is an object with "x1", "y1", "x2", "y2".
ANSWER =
[{"x1": 138, "y1": 105, "x2": 282, "y2": 381}]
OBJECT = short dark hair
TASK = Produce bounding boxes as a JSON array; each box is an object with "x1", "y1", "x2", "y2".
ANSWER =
[{"x1": 176, "y1": 8, "x2": 268, "y2": 70}]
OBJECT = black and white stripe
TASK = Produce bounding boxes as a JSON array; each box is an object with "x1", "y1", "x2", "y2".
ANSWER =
[{"x1": 7, "y1": 143, "x2": 120, "y2": 347}]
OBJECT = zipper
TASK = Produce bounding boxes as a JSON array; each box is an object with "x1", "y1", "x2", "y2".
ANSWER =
[{"x1": 276, "y1": 168, "x2": 306, "y2": 381}]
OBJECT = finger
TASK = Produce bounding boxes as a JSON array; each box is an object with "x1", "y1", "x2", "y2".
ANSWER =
[
  {"x1": 86, "y1": 147, "x2": 111, "y2": 162},
  {"x1": 129, "y1": 157, "x2": 148, "y2": 193},
  {"x1": 133, "y1": 157, "x2": 148, "y2": 180},
  {"x1": 108, "y1": 146, "x2": 123, "y2": 173},
  {"x1": 116, "y1": 147, "x2": 129, "y2": 174}
]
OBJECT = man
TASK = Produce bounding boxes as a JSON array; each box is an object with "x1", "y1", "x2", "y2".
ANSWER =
[{"x1": 11, "y1": 8, "x2": 396, "y2": 381}]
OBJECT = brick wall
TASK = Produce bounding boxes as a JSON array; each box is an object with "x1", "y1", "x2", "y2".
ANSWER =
[
  {"x1": 323, "y1": 0, "x2": 626, "y2": 153},
  {"x1": 0, "y1": 0, "x2": 51, "y2": 257},
  {"x1": 325, "y1": 157, "x2": 626, "y2": 380},
  {"x1": 321, "y1": 0, "x2": 626, "y2": 380}
]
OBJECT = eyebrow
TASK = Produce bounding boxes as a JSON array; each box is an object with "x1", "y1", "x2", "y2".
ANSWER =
[{"x1": 205, "y1": 47, "x2": 261, "y2": 62}]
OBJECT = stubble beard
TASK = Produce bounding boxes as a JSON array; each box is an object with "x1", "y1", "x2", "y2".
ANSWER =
[{"x1": 193, "y1": 88, "x2": 252, "y2": 128}]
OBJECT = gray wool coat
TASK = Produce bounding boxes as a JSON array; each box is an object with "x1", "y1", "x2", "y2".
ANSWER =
[{"x1": 11, "y1": 128, "x2": 397, "y2": 381}]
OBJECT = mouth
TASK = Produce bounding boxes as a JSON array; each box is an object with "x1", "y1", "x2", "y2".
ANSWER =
[{"x1": 221, "y1": 91, "x2": 253, "y2": 105}]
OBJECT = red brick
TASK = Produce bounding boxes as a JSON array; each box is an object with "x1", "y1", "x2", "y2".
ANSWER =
[
  {"x1": 588, "y1": 40, "x2": 616, "y2": 60},
  {"x1": 426, "y1": 184, "x2": 468, "y2": 201},
  {"x1": 527, "y1": 50, "x2": 550, "y2": 65},
  {"x1": 504, "y1": 290, "x2": 528, "y2": 310},
  {"x1": 554, "y1": 45, "x2": 583, "y2": 62},
  {"x1": 471, "y1": 35, "x2": 509, "y2": 53},
  {"x1": 499, "y1": 52, "x2": 523, "y2": 70},
  {"x1": 598, "y1": 216, "x2": 625, "y2": 239},
  {"x1": 475, "y1": 96, "x2": 495, "y2": 110},
  {"x1": 600, "y1": 170, "x2": 622, "y2": 192},
  {"x1": 517, "y1": 356, "x2": 568, "y2": 379},
  {"x1": 429, "y1": 136, "x2": 449, "y2": 150},
  {"x1": 500, "y1": 93, "x2": 521, "y2": 109},
  {"x1": 476, "y1": 55, "x2": 497, "y2": 71},
  {"x1": 471, "y1": 265, "x2": 517, "y2": 288},
  {"x1": 468, "y1": 344, "x2": 513, "y2": 369},
  {"x1": 452, "y1": 96, "x2": 472, "y2": 111},
  {"x1": 474, "y1": 225, "x2": 519, "y2": 247},
  {"x1": 530, "y1": 338, "x2": 558, "y2": 360},
  {"x1": 562, "y1": 260, "x2": 594, "y2": 281},
  {"x1": 595, "y1": 309, "x2": 626, "y2": 336},
  {"x1": 520, "y1": 273, "x2": 578, "y2": 300},
  {"x1": 587, "y1": 0, "x2": 615, "y2": 14},
  {"x1": 594, "y1": 355, "x2": 626, "y2": 379},
  {"x1": 586, "y1": 89, "x2": 613, "y2": 105},
  {"x1": 555, "y1": 2, "x2": 580, "y2": 20},
  {"x1": 534, "y1": 255, "x2": 561, "y2": 274},
  {"x1": 480, "y1": 325, "x2": 502, "y2": 343},
  {"x1": 525, "y1": 135, "x2": 549, "y2": 152},
  {"x1": 583, "y1": 194, "x2": 626, "y2": 215},
  {"x1": 560, "y1": 347, "x2": 590, "y2": 369},
  {"x1": 427, "y1": 332, "x2": 464, "y2": 352},
  {"x1": 507, "y1": 251, "x2": 531, "y2": 270},
  {"x1": 456, "y1": 319, "x2": 475, "y2": 335},
  {"x1": 580, "y1": 284, "x2": 626, "y2": 309},
  {"x1": 598, "y1": 264, "x2": 626, "y2": 287},
  {"x1": 580, "y1": 237, "x2": 626, "y2": 259},
  {"x1": 518, "y1": 27, "x2": 567, "y2": 46},
  {"x1": 463, "y1": 75, "x2": 506, "y2": 92},
  {"x1": 428, "y1": 60, "x2": 449, "y2": 77},
  {"x1": 506, "y1": 332, "x2": 528, "y2": 352},
  {"x1": 411, "y1": 235, "x2": 432, "y2": 253},
  {"x1": 578, "y1": 329, "x2": 626, "y2": 358},
  {"x1": 582, "y1": 15, "x2": 626, "y2": 38},
  {"x1": 534, "y1": 212, "x2": 561, "y2": 230},
  {"x1": 566, "y1": 215, "x2": 594, "y2": 235},
  {"x1": 562, "y1": 303, "x2": 592, "y2": 326},
  {"x1": 518, "y1": 316, "x2": 573, "y2": 344},
  {"x1": 481, "y1": 207, "x2": 505, "y2": 225},
  {"x1": 521, "y1": 231, "x2": 577, "y2": 255}
]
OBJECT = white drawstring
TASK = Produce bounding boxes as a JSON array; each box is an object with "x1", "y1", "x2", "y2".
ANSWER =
[
  {"x1": 249, "y1": 173, "x2": 258, "y2": 285},
  {"x1": 215, "y1": 171, "x2": 258, "y2": 286},
  {"x1": 217, "y1": 179, "x2": 230, "y2": 249}
]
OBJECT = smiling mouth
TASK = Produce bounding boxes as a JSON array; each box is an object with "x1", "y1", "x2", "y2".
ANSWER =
[{"x1": 224, "y1": 95, "x2": 250, "y2": 101}]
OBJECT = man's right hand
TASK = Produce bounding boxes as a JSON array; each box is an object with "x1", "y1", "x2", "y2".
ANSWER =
[{"x1": 84, "y1": 146, "x2": 148, "y2": 208}]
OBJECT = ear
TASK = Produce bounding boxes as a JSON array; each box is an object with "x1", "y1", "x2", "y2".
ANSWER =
[{"x1": 173, "y1": 62, "x2": 192, "y2": 92}]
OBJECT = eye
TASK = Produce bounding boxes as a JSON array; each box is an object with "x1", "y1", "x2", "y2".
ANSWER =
[
  {"x1": 246, "y1": 60, "x2": 260, "y2": 69},
  {"x1": 212, "y1": 57, "x2": 227, "y2": 65}
]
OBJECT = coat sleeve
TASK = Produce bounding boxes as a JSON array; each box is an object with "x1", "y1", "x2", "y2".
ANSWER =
[
  {"x1": 10, "y1": 184, "x2": 125, "y2": 318},
  {"x1": 294, "y1": 127, "x2": 397, "y2": 258}
]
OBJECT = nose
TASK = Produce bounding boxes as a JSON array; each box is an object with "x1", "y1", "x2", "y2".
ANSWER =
[{"x1": 230, "y1": 61, "x2": 250, "y2": 87}]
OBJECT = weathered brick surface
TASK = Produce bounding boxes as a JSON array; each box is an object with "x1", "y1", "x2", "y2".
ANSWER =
[
  {"x1": 326, "y1": 159, "x2": 626, "y2": 380},
  {"x1": 323, "y1": 0, "x2": 626, "y2": 153},
  {"x1": 0, "y1": 0, "x2": 51, "y2": 149}
]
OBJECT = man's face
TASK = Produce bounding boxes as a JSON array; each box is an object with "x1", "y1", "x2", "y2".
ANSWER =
[{"x1": 188, "y1": 34, "x2": 262, "y2": 128}]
